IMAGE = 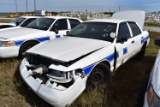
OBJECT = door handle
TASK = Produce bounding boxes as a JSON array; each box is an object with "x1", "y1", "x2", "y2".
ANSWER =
[{"x1": 131, "y1": 41, "x2": 135, "y2": 43}]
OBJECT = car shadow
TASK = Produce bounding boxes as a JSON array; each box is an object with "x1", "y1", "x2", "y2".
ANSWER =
[
  {"x1": 101, "y1": 55, "x2": 156, "y2": 107},
  {"x1": 13, "y1": 64, "x2": 53, "y2": 107}
]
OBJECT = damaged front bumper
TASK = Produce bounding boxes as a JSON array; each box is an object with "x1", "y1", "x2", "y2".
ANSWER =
[{"x1": 20, "y1": 58, "x2": 87, "y2": 107}]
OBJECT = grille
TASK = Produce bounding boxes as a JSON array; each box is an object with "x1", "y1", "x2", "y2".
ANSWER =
[{"x1": 26, "y1": 54, "x2": 68, "y2": 67}]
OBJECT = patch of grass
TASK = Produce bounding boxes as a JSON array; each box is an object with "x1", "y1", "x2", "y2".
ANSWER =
[
  {"x1": 145, "y1": 23, "x2": 160, "y2": 27},
  {"x1": 0, "y1": 32, "x2": 159, "y2": 107},
  {"x1": 0, "y1": 19, "x2": 11, "y2": 23}
]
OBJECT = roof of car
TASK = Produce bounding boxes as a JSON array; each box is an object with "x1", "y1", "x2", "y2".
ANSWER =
[
  {"x1": 86, "y1": 19, "x2": 126, "y2": 24},
  {"x1": 18, "y1": 16, "x2": 80, "y2": 19},
  {"x1": 19, "y1": 16, "x2": 40, "y2": 18},
  {"x1": 44, "y1": 16, "x2": 81, "y2": 20}
]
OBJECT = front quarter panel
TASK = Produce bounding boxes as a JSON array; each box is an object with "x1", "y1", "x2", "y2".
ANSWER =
[{"x1": 67, "y1": 44, "x2": 115, "y2": 74}]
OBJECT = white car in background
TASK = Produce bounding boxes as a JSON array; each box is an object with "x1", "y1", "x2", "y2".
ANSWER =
[
  {"x1": 20, "y1": 10, "x2": 150, "y2": 107},
  {"x1": 0, "y1": 16, "x2": 82, "y2": 58},
  {"x1": 143, "y1": 39, "x2": 160, "y2": 107},
  {"x1": 0, "y1": 16, "x2": 39, "y2": 30}
]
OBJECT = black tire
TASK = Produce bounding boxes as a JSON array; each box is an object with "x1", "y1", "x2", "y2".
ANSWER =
[
  {"x1": 86, "y1": 63, "x2": 111, "y2": 89},
  {"x1": 137, "y1": 43, "x2": 146, "y2": 61},
  {"x1": 19, "y1": 41, "x2": 38, "y2": 58}
]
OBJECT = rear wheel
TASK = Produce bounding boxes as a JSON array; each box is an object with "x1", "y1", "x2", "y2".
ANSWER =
[
  {"x1": 19, "y1": 41, "x2": 38, "y2": 58},
  {"x1": 136, "y1": 43, "x2": 146, "y2": 61},
  {"x1": 87, "y1": 63, "x2": 111, "y2": 89}
]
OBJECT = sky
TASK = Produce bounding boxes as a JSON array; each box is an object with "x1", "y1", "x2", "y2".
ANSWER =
[{"x1": 0, "y1": 0, "x2": 160, "y2": 13}]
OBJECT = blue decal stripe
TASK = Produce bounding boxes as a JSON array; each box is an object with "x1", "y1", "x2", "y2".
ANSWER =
[
  {"x1": 84, "y1": 64, "x2": 95, "y2": 75},
  {"x1": 84, "y1": 52, "x2": 119, "y2": 75},
  {"x1": 15, "y1": 36, "x2": 50, "y2": 46},
  {"x1": 15, "y1": 40, "x2": 25, "y2": 46},
  {"x1": 56, "y1": 35, "x2": 61, "y2": 38},
  {"x1": 37, "y1": 36, "x2": 50, "y2": 42},
  {"x1": 141, "y1": 36, "x2": 149, "y2": 44},
  {"x1": 106, "y1": 53, "x2": 114, "y2": 62},
  {"x1": 116, "y1": 52, "x2": 119, "y2": 58},
  {"x1": 106, "y1": 52, "x2": 119, "y2": 62},
  {"x1": 123, "y1": 47, "x2": 128, "y2": 55}
]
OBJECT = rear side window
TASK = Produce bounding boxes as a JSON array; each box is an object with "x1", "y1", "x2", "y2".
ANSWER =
[
  {"x1": 53, "y1": 19, "x2": 68, "y2": 30},
  {"x1": 20, "y1": 18, "x2": 37, "y2": 27},
  {"x1": 128, "y1": 22, "x2": 141, "y2": 37},
  {"x1": 69, "y1": 19, "x2": 81, "y2": 29},
  {"x1": 118, "y1": 22, "x2": 131, "y2": 39}
]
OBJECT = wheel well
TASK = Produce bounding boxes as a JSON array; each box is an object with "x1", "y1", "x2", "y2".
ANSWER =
[
  {"x1": 90, "y1": 61, "x2": 111, "y2": 82},
  {"x1": 99, "y1": 61, "x2": 111, "y2": 70},
  {"x1": 142, "y1": 41, "x2": 147, "y2": 49},
  {"x1": 94, "y1": 61, "x2": 111, "y2": 75},
  {"x1": 22, "y1": 40, "x2": 40, "y2": 45},
  {"x1": 19, "y1": 40, "x2": 40, "y2": 55}
]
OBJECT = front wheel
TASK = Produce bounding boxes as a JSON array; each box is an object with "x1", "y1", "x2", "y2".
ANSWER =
[
  {"x1": 86, "y1": 63, "x2": 111, "y2": 89},
  {"x1": 136, "y1": 43, "x2": 146, "y2": 61}
]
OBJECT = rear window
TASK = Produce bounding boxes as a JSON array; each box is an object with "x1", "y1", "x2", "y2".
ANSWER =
[
  {"x1": 128, "y1": 22, "x2": 141, "y2": 37},
  {"x1": 20, "y1": 18, "x2": 37, "y2": 27},
  {"x1": 118, "y1": 22, "x2": 131, "y2": 39},
  {"x1": 69, "y1": 19, "x2": 81, "y2": 29},
  {"x1": 10, "y1": 17, "x2": 26, "y2": 26}
]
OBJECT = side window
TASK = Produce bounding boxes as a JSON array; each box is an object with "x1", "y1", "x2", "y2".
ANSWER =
[
  {"x1": 20, "y1": 18, "x2": 37, "y2": 27},
  {"x1": 52, "y1": 19, "x2": 67, "y2": 30},
  {"x1": 69, "y1": 19, "x2": 81, "y2": 29},
  {"x1": 128, "y1": 22, "x2": 141, "y2": 37},
  {"x1": 118, "y1": 22, "x2": 131, "y2": 40}
]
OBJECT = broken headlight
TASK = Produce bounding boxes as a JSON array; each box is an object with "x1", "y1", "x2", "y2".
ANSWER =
[{"x1": 46, "y1": 69, "x2": 73, "y2": 83}]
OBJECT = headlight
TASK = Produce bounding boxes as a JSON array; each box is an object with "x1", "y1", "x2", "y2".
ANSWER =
[
  {"x1": 0, "y1": 41, "x2": 15, "y2": 47},
  {"x1": 147, "y1": 84, "x2": 160, "y2": 106},
  {"x1": 46, "y1": 69, "x2": 73, "y2": 83}
]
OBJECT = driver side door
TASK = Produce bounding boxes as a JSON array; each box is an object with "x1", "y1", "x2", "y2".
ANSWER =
[
  {"x1": 115, "y1": 22, "x2": 135, "y2": 68},
  {"x1": 49, "y1": 19, "x2": 69, "y2": 39}
]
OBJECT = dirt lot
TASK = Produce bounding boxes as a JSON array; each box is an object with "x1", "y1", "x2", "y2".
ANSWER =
[{"x1": 0, "y1": 31, "x2": 159, "y2": 107}]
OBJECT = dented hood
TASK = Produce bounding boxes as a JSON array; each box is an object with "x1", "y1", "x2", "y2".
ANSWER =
[{"x1": 27, "y1": 37, "x2": 111, "y2": 62}]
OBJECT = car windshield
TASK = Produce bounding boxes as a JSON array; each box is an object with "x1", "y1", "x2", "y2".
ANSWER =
[
  {"x1": 26, "y1": 18, "x2": 55, "y2": 31},
  {"x1": 67, "y1": 22, "x2": 117, "y2": 42},
  {"x1": 10, "y1": 17, "x2": 26, "y2": 26}
]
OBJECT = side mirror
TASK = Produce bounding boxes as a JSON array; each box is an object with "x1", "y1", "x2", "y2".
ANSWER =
[
  {"x1": 154, "y1": 39, "x2": 160, "y2": 46},
  {"x1": 51, "y1": 27, "x2": 59, "y2": 34},
  {"x1": 117, "y1": 36, "x2": 128, "y2": 43}
]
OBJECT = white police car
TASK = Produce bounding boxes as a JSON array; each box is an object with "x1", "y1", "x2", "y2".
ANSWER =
[
  {"x1": 20, "y1": 10, "x2": 150, "y2": 107},
  {"x1": 143, "y1": 39, "x2": 160, "y2": 107},
  {"x1": 0, "y1": 16, "x2": 82, "y2": 58},
  {"x1": 0, "y1": 16, "x2": 39, "y2": 30}
]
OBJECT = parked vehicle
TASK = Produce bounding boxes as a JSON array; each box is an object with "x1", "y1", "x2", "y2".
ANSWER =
[
  {"x1": 0, "y1": 16, "x2": 82, "y2": 58},
  {"x1": 143, "y1": 39, "x2": 160, "y2": 107},
  {"x1": 0, "y1": 16, "x2": 39, "y2": 30},
  {"x1": 20, "y1": 10, "x2": 150, "y2": 107}
]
